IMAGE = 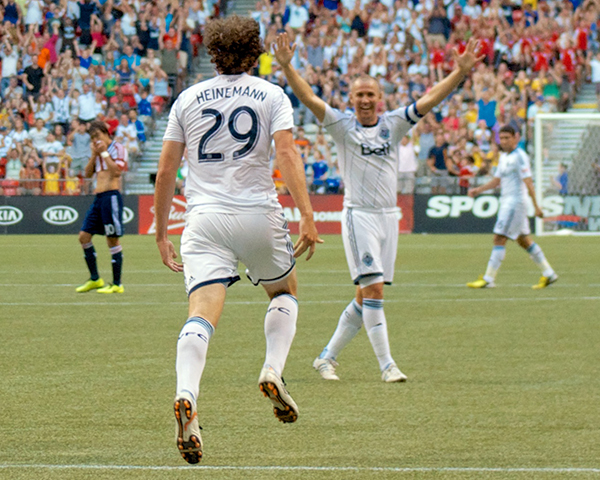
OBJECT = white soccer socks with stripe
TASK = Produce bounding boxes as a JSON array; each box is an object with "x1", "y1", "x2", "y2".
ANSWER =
[
  {"x1": 319, "y1": 299, "x2": 363, "y2": 361},
  {"x1": 176, "y1": 317, "x2": 215, "y2": 403},
  {"x1": 484, "y1": 246, "x2": 506, "y2": 284},
  {"x1": 263, "y1": 294, "x2": 298, "y2": 376},
  {"x1": 362, "y1": 298, "x2": 395, "y2": 372},
  {"x1": 527, "y1": 243, "x2": 555, "y2": 278}
]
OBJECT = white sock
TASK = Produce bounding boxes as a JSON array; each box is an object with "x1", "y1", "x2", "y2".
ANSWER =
[
  {"x1": 527, "y1": 243, "x2": 555, "y2": 277},
  {"x1": 362, "y1": 298, "x2": 394, "y2": 371},
  {"x1": 484, "y1": 246, "x2": 506, "y2": 283},
  {"x1": 263, "y1": 294, "x2": 298, "y2": 376},
  {"x1": 176, "y1": 316, "x2": 214, "y2": 403},
  {"x1": 319, "y1": 299, "x2": 363, "y2": 361}
]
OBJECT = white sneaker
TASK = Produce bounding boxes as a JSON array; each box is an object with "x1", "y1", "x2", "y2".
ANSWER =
[
  {"x1": 174, "y1": 393, "x2": 203, "y2": 464},
  {"x1": 382, "y1": 364, "x2": 407, "y2": 383},
  {"x1": 313, "y1": 357, "x2": 340, "y2": 381},
  {"x1": 258, "y1": 366, "x2": 299, "y2": 423}
]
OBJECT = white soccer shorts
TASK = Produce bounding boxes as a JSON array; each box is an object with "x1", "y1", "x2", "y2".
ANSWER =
[
  {"x1": 493, "y1": 203, "x2": 531, "y2": 240},
  {"x1": 181, "y1": 209, "x2": 295, "y2": 296},
  {"x1": 341, "y1": 208, "x2": 398, "y2": 285}
]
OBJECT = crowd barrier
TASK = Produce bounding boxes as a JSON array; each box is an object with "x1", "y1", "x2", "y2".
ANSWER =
[{"x1": 2, "y1": 194, "x2": 596, "y2": 234}]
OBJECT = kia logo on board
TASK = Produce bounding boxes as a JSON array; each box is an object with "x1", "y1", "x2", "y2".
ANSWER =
[
  {"x1": 0, "y1": 206, "x2": 24, "y2": 226},
  {"x1": 123, "y1": 206, "x2": 134, "y2": 224},
  {"x1": 43, "y1": 205, "x2": 79, "y2": 225}
]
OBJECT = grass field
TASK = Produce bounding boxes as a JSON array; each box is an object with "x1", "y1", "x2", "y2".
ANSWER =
[{"x1": 0, "y1": 233, "x2": 599, "y2": 480}]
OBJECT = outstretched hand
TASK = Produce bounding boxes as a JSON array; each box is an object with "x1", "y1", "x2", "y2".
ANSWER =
[
  {"x1": 453, "y1": 38, "x2": 486, "y2": 75},
  {"x1": 157, "y1": 238, "x2": 183, "y2": 272},
  {"x1": 294, "y1": 215, "x2": 323, "y2": 261},
  {"x1": 273, "y1": 32, "x2": 296, "y2": 69}
]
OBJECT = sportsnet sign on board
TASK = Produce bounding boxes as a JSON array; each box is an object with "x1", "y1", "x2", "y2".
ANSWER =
[{"x1": 414, "y1": 195, "x2": 535, "y2": 233}]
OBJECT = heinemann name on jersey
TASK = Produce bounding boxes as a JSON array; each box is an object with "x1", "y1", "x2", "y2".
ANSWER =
[
  {"x1": 361, "y1": 142, "x2": 390, "y2": 156},
  {"x1": 196, "y1": 86, "x2": 268, "y2": 104}
]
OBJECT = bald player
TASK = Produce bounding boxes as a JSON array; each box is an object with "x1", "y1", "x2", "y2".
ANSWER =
[{"x1": 274, "y1": 33, "x2": 484, "y2": 382}]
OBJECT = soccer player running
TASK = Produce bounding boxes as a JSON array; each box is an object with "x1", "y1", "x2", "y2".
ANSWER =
[
  {"x1": 154, "y1": 16, "x2": 322, "y2": 464},
  {"x1": 467, "y1": 125, "x2": 558, "y2": 289},
  {"x1": 274, "y1": 33, "x2": 484, "y2": 383},
  {"x1": 76, "y1": 120, "x2": 128, "y2": 294}
]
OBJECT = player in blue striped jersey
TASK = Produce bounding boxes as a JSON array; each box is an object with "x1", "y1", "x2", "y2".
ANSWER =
[
  {"x1": 275, "y1": 33, "x2": 485, "y2": 383},
  {"x1": 467, "y1": 125, "x2": 558, "y2": 289},
  {"x1": 76, "y1": 120, "x2": 128, "y2": 294}
]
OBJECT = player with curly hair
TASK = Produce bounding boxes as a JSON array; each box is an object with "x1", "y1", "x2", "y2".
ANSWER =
[{"x1": 154, "y1": 16, "x2": 322, "y2": 463}]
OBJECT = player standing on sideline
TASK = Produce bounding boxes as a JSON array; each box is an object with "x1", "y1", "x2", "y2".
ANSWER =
[
  {"x1": 274, "y1": 33, "x2": 484, "y2": 383},
  {"x1": 75, "y1": 120, "x2": 128, "y2": 294},
  {"x1": 154, "y1": 16, "x2": 322, "y2": 464},
  {"x1": 467, "y1": 125, "x2": 558, "y2": 289}
]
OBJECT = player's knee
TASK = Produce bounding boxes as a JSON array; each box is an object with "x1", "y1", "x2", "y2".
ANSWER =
[
  {"x1": 360, "y1": 282, "x2": 384, "y2": 299},
  {"x1": 79, "y1": 231, "x2": 92, "y2": 245}
]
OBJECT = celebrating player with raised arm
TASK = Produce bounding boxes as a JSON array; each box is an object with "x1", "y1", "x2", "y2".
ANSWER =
[
  {"x1": 154, "y1": 16, "x2": 322, "y2": 464},
  {"x1": 76, "y1": 120, "x2": 128, "y2": 294},
  {"x1": 467, "y1": 125, "x2": 558, "y2": 289},
  {"x1": 274, "y1": 33, "x2": 484, "y2": 383}
]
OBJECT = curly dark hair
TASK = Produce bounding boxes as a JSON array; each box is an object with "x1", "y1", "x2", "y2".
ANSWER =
[
  {"x1": 88, "y1": 120, "x2": 111, "y2": 138},
  {"x1": 204, "y1": 15, "x2": 265, "y2": 75}
]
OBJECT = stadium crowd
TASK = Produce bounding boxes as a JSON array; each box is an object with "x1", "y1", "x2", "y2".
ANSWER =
[
  {"x1": 248, "y1": 0, "x2": 600, "y2": 195},
  {"x1": 0, "y1": 0, "x2": 598, "y2": 197},
  {"x1": 0, "y1": 0, "x2": 215, "y2": 195}
]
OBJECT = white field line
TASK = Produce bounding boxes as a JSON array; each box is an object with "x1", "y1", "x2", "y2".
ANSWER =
[
  {"x1": 0, "y1": 464, "x2": 598, "y2": 473},
  {"x1": 0, "y1": 283, "x2": 589, "y2": 288},
  {"x1": 1, "y1": 297, "x2": 600, "y2": 307}
]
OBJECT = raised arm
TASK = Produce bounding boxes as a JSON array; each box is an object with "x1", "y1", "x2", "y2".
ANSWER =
[
  {"x1": 274, "y1": 32, "x2": 326, "y2": 124},
  {"x1": 416, "y1": 38, "x2": 485, "y2": 116},
  {"x1": 273, "y1": 129, "x2": 322, "y2": 260}
]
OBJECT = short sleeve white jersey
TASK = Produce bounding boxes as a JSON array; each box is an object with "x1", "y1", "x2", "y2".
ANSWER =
[
  {"x1": 321, "y1": 103, "x2": 421, "y2": 211},
  {"x1": 163, "y1": 73, "x2": 294, "y2": 213},
  {"x1": 494, "y1": 147, "x2": 531, "y2": 204}
]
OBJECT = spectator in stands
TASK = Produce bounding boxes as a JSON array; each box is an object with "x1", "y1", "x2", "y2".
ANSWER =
[
  {"x1": 428, "y1": 133, "x2": 451, "y2": 194},
  {"x1": 29, "y1": 118, "x2": 49, "y2": 152},
  {"x1": 115, "y1": 112, "x2": 139, "y2": 157},
  {"x1": 551, "y1": 163, "x2": 569, "y2": 195},
  {"x1": 67, "y1": 120, "x2": 91, "y2": 176},
  {"x1": 18, "y1": 156, "x2": 42, "y2": 195},
  {"x1": 398, "y1": 134, "x2": 418, "y2": 194}
]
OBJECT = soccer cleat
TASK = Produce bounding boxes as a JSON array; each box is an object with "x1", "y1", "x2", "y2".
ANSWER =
[
  {"x1": 532, "y1": 274, "x2": 559, "y2": 290},
  {"x1": 174, "y1": 393, "x2": 203, "y2": 464},
  {"x1": 97, "y1": 284, "x2": 124, "y2": 294},
  {"x1": 258, "y1": 366, "x2": 299, "y2": 423},
  {"x1": 313, "y1": 357, "x2": 340, "y2": 381},
  {"x1": 382, "y1": 364, "x2": 408, "y2": 383},
  {"x1": 467, "y1": 275, "x2": 495, "y2": 289},
  {"x1": 75, "y1": 278, "x2": 105, "y2": 293}
]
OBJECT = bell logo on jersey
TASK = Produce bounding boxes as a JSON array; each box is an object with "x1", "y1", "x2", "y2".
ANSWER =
[{"x1": 361, "y1": 142, "x2": 390, "y2": 156}]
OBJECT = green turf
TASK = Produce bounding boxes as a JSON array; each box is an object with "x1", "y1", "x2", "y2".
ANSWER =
[{"x1": 0, "y1": 234, "x2": 599, "y2": 480}]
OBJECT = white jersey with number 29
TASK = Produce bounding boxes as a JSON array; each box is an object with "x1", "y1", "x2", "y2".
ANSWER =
[{"x1": 163, "y1": 73, "x2": 294, "y2": 213}]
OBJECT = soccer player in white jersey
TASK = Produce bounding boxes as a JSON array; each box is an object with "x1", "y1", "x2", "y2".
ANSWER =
[
  {"x1": 467, "y1": 125, "x2": 558, "y2": 289},
  {"x1": 274, "y1": 33, "x2": 484, "y2": 383},
  {"x1": 154, "y1": 16, "x2": 322, "y2": 464}
]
